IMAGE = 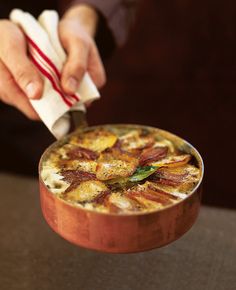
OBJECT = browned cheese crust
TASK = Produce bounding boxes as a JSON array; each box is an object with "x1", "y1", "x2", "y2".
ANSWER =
[{"x1": 41, "y1": 126, "x2": 201, "y2": 214}]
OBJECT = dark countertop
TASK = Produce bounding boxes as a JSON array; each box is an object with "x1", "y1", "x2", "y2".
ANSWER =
[{"x1": 0, "y1": 173, "x2": 235, "y2": 290}]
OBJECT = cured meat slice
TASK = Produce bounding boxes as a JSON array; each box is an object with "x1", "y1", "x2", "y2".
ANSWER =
[
  {"x1": 149, "y1": 169, "x2": 187, "y2": 186},
  {"x1": 67, "y1": 146, "x2": 98, "y2": 160},
  {"x1": 139, "y1": 147, "x2": 168, "y2": 166},
  {"x1": 61, "y1": 170, "x2": 97, "y2": 193}
]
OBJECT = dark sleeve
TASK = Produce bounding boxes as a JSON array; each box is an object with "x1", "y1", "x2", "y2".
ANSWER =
[{"x1": 60, "y1": 0, "x2": 139, "y2": 47}]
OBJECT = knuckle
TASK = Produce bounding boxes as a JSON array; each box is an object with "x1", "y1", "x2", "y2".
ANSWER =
[
  {"x1": 77, "y1": 36, "x2": 91, "y2": 48},
  {"x1": 14, "y1": 67, "x2": 31, "y2": 86},
  {"x1": 72, "y1": 35, "x2": 91, "y2": 53},
  {"x1": 67, "y1": 62, "x2": 86, "y2": 79},
  {"x1": 76, "y1": 63, "x2": 86, "y2": 76}
]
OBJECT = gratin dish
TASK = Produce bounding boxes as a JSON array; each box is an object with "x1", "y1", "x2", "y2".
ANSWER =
[{"x1": 39, "y1": 124, "x2": 204, "y2": 253}]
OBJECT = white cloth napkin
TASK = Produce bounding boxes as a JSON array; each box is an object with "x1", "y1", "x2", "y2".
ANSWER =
[{"x1": 9, "y1": 9, "x2": 100, "y2": 139}]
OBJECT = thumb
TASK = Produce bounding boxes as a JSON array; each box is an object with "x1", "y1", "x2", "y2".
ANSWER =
[
  {"x1": 6, "y1": 54, "x2": 43, "y2": 100},
  {"x1": 0, "y1": 35, "x2": 43, "y2": 99}
]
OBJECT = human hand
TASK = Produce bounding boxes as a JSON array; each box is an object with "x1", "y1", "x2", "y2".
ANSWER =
[
  {"x1": 0, "y1": 5, "x2": 105, "y2": 120},
  {"x1": 59, "y1": 4, "x2": 106, "y2": 94},
  {"x1": 0, "y1": 20, "x2": 43, "y2": 120}
]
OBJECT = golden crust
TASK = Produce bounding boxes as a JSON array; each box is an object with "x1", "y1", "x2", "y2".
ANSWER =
[
  {"x1": 41, "y1": 126, "x2": 201, "y2": 214},
  {"x1": 96, "y1": 148, "x2": 139, "y2": 181},
  {"x1": 70, "y1": 129, "x2": 117, "y2": 152}
]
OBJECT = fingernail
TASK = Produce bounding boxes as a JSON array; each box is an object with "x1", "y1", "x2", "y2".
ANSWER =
[
  {"x1": 67, "y1": 77, "x2": 78, "y2": 93},
  {"x1": 25, "y1": 82, "x2": 38, "y2": 99}
]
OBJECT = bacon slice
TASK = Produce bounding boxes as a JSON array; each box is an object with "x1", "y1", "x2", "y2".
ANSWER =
[
  {"x1": 93, "y1": 190, "x2": 111, "y2": 204},
  {"x1": 139, "y1": 146, "x2": 168, "y2": 166},
  {"x1": 148, "y1": 165, "x2": 200, "y2": 196},
  {"x1": 126, "y1": 179, "x2": 180, "y2": 207},
  {"x1": 155, "y1": 178, "x2": 181, "y2": 186},
  {"x1": 147, "y1": 183, "x2": 179, "y2": 200},
  {"x1": 61, "y1": 170, "x2": 96, "y2": 193},
  {"x1": 127, "y1": 189, "x2": 173, "y2": 206},
  {"x1": 67, "y1": 146, "x2": 98, "y2": 160},
  {"x1": 61, "y1": 170, "x2": 96, "y2": 183},
  {"x1": 149, "y1": 170, "x2": 187, "y2": 186}
]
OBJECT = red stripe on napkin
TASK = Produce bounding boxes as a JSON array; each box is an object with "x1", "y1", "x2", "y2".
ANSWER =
[
  {"x1": 26, "y1": 36, "x2": 80, "y2": 105},
  {"x1": 30, "y1": 55, "x2": 72, "y2": 107}
]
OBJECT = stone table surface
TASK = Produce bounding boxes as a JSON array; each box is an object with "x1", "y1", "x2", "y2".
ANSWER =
[{"x1": 0, "y1": 173, "x2": 235, "y2": 290}]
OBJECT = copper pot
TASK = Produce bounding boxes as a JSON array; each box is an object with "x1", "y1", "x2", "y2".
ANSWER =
[{"x1": 39, "y1": 124, "x2": 204, "y2": 253}]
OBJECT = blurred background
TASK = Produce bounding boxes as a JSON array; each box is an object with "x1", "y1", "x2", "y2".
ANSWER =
[{"x1": 1, "y1": 0, "x2": 236, "y2": 208}]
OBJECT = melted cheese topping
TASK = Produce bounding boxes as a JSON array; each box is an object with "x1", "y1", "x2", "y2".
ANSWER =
[{"x1": 41, "y1": 126, "x2": 201, "y2": 214}]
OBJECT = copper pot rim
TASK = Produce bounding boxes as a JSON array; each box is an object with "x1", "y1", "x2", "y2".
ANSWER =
[{"x1": 39, "y1": 123, "x2": 204, "y2": 218}]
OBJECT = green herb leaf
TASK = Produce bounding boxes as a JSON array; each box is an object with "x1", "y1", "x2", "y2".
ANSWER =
[
  {"x1": 105, "y1": 166, "x2": 159, "y2": 190},
  {"x1": 129, "y1": 166, "x2": 158, "y2": 182}
]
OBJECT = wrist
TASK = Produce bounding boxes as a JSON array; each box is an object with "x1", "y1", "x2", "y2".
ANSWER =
[{"x1": 62, "y1": 4, "x2": 99, "y2": 37}]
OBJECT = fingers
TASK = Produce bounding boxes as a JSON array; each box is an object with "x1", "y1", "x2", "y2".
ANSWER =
[
  {"x1": 61, "y1": 35, "x2": 90, "y2": 94},
  {"x1": 61, "y1": 37, "x2": 106, "y2": 92},
  {"x1": 0, "y1": 20, "x2": 41, "y2": 120},
  {"x1": 59, "y1": 18, "x2": 106, "y2": 94},
  {"x1": 0, "y1": 21, "x2": 43, "y2": 100},
  {"x1": 88, "y1": 44, "x2": 106, "y2": 89},
  {"x1": 9, "y1": 53, "x2": 43, "y2": 100},
  {"x1": 0, "y1": 60, "x2": 40, "y2": 120}
]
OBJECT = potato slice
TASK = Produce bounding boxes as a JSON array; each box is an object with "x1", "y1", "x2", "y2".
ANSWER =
[
  {"x1": 119, "y1": 130, "x2": 155, "y2": 152},
  {"x1": 154, "y1": 139, "x2": 175, "y2": 153},
  {"x1": 70, "y1": 129, "x2": 117, "y2": 152},
  {"x1": 65, "y1": 180, "x2": 108, "y2": 203},
  {"x1": 127, "y1": 192, "x2": 163, "y2": 211},
  {"x1": 96, "y1": 149, "x2": 138, "y2": 181},
  {"x1": 151, "y1": 154, "x2": 191, "y2": 168},
  {"x1": 59, "y1": 159, "x2": 97, "y2": 173},
  {"x1": 157, "y1": 165, "x2": 200, "y2": 183},
  {"x1": 107, "y1": 192, "x2": 137, "y2": 211},
  {"x1": 149, "y1": 164, "x2": 200, "y2": 194},
  {"x1": 127, "y1": 182, "x2": 176, "y2": 206}
]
